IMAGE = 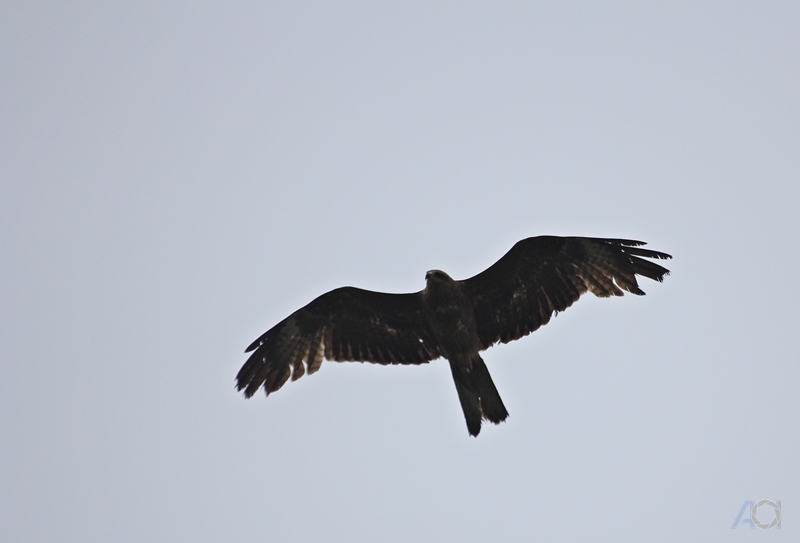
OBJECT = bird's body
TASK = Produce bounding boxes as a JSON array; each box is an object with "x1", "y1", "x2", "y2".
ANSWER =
[
  {"x1": 237, "y1": 236, "x2": 671, "y2": 436},
  {"x1": 422, "y1": 270, "x2": 508, "y2": 435},
  {"x1": 422, "y1": 270, "x2": 480, "y2": 362}
]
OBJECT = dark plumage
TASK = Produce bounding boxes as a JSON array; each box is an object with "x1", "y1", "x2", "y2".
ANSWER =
[{"x1": 236, "y1": 236, "x2": 671, "y2": 436}]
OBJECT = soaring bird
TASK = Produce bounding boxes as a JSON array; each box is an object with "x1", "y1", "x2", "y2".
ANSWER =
[{"x1": 236, "y1": 235, "x2": 671, "y2": 436}]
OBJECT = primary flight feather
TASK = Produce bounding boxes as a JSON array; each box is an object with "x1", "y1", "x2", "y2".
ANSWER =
[{"x1": 236, "y1": 235, "x2": 671, "y2": 436}]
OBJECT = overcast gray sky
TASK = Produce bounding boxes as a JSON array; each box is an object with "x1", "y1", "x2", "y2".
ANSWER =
[{"x1": 2, "y1": 2, "x2": 798, "y2": 542}]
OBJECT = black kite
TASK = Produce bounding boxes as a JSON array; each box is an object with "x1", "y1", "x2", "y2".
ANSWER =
[{"x1": 236, "y1": 236, "x2": 671, "y2": 436}]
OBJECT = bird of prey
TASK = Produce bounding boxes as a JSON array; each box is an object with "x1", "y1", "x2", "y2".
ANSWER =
[{"x1": 236, "y1": 236, "x2": 671, "y2": 436}]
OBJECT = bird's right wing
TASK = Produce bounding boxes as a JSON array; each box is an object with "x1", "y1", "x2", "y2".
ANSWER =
[
  {"x1": 237, "y1": 287, "x2": 442, "y2": 398},
  {"x1": 460, "y1": 236, "x2": 671, "y2": 350}
]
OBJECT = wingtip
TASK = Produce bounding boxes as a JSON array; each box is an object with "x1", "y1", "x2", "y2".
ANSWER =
[
  {"x1": 244, "y1": 338, "x2": 262, "y2": 353},
  {"x1": 235, "y1": 377, "x2": 254, "y2": 398}
]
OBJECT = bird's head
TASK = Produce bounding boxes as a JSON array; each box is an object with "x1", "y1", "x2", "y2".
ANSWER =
[{"x1": 425, "y1": 269, "x2": 454, "y2": 283}]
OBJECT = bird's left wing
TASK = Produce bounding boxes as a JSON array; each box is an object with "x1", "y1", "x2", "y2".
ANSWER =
[
  {"x1": 460, "y1": 236, "x2": 671, "y2": 350},
  {"x1": 237, "y1": 287, "x2": 441, "y2": 397}
]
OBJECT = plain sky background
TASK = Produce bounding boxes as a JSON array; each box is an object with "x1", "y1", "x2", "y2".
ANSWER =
[{"x1": 2, "y1": 2, "x2": 798, "y2": 542}]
